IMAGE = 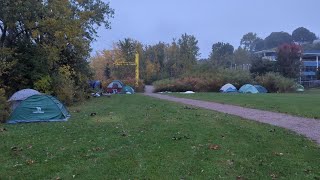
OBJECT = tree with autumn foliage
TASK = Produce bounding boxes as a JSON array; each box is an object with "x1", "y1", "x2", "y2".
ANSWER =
[
  {"x1": 0, "y1": 0, "x2": 114, "y2": 102},
  {"x1": 276, "y1": 43, "x2": 302, "y2": 79}
]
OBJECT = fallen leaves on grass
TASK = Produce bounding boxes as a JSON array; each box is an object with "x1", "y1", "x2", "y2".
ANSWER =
[
  {"x1": 172, "y1": 132, "x2": 190, "y2": 141},
  {"x1": 226, "y1": 159, "x2": 234, "y2": 166},
  {"x1": 92, "y1": 147, "x2": 104, "y2": 152},
  {"x1": 10, "y1": 148, "x2": 24, "y2": 158},
  {"x1": 270, "y1": 173, "x2": 277, "y2": 179},
  {"x1": 183, "y1": 106, "x2": 197, "y2": 110},
  {"x1": 269, "y1": 129, "x2": 276, "y2": 132},
  {"x1": 209, "y1": 144, "x2": 220, "y2": 150},
  {"x1": 26, "y1": 159, "x2": 35, "y2": 165},
  {"x1": 11, "y1": 146, "x2": 23, "y2": 152},
  {"x1": 273, "y1": 152, "x2": 284, "y2": 156},
  {"x1": 236, "y1": 176, "x2": 245, "y2": 180}
]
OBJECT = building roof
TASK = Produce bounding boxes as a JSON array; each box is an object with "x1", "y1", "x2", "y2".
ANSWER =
[
  {"x1": 303, "y1": 50, "x2": 320, "y2": 55},
  {"x1": 254, "y1": 49, "x2": 276, "y2": 54}
]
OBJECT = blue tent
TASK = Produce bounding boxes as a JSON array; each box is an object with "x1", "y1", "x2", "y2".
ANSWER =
[
  {"x1": 89, "y1": 80, "x2": 102, "y2": 90},
  {"x1": 220, "y1": 83, "x2": 237, "y2": 93},
  {"x1": 239, "y1": 84, "x2": 259, "y2": 94},
  {"x1": 254, "y1": 85, "x2": 268, "y2": 93}
]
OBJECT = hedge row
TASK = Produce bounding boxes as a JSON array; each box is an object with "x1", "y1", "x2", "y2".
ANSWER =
[{"x1": 153, "y1": 70, "x2": 296, "y2": 93}]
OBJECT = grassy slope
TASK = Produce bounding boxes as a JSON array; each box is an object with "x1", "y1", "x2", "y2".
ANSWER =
[
  {"x1": 0, "y1": 95, "x2": 319, "y2": 179},
  {"x1": 170, "y1": 89, "x2": 320, "y2": 119}
]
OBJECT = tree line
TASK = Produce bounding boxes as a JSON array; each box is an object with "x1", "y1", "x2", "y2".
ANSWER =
[{"x1": 91, "y1": 27, "x2": 319, "y2": 84}]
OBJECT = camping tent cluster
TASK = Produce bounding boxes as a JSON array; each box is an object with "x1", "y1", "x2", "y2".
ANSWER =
[
  {"x1": 220, "y1": 83, "x2": 268, "y2": 94},
  {"x1": 106, "y1": 80, "x2": 135, "y2": 94},
  {"x1": 88, "y1": 80, "x2": 135, "y2": 95},
  {"x1": 220, "y1": 83, "x2": 304, "y2": 93},
  {"x1": 7, "y1": 89, "x2": 70, "y2": 124}
]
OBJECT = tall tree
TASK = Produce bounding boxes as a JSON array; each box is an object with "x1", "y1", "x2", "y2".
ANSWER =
[
  {"x1": 254, "y1": 37, "x2": 265, "y2": 51},
  {"x1": 276, "y1": 43, "x2": 301, "y2": 79},
  {"x1": 165, "y1": 40, "x2": 180, "y2": 77},
  {"x1": 264, "y1": 32, "x2": 293, "y2": 49},
  {"x1": 209, "y1": 42, "x2": 234, "y2": 67},
  {"x1": 0, "y1": 0, "x2": 114, "y2": 98},
  {"x1": 240, "y1": 32, "x2": 258, "y2": 52},
  {"x1": 292, "y1": 27, "x2": 317, "y2": 43},
  {"x1": 177, "y1": 33, "x2": 200, "y2": 73},
  {"x1": 250, "y1": 56, "x2": 276, "y2": 75},
  {"x1": 117, "y1": 38, "x2": 137, "y2": 62},
  {"x1": 233, "y1": 47, "x2": 251, "y2": 66},
  {"x1": 90, "y1": 50, "x2": 114, "y2": 82}
]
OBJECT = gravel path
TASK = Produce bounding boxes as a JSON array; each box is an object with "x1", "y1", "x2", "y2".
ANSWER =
[{"x1": 143, "y1": 85, "x2": 320, "y2": 144}]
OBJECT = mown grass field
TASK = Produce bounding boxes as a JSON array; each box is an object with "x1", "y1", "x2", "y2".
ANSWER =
[
  {"x1": 0, "y1": 94, "x2": 320, "y2": 179},
  {"x1": 170, "y1": 89, "x2": 320, "y2": 119}
]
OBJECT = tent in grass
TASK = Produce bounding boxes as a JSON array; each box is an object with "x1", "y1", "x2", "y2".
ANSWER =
[
  {"x1": 254, "y1": 85, "x2": 268, "y2": 93},
  {"x1": 8, "y1": 94, "x2": 70, "y2": 124},
  {"x1": 8, "y1": 89, "x2": 41, "y2": 110},
  {"x1": 121, "y1": 86, "x2": 135, "y2": 94},
  {"x1": 89, "y1": 80, "x2": 102, "y2": 90},
  {"x1": 106, "y1": 80, "x2": 124, "y2": 94},
  {"x1": 239, "y1": 84, "x2": 259, "y2": 94},
  {"x1": 295, "y1": 84, "x2": 304, "y2": 92},
  {"x1": 220, "y1": 83, "x2": 237, "y2": 93}
]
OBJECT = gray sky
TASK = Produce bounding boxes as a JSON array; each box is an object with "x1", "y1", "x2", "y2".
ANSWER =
[{"x1": 92, "y1": 0, "x2": 319, "y2": 58}]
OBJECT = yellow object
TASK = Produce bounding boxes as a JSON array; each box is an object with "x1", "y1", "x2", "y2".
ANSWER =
[
  {"x1": 135, "y1": 53, "x2": 139, "y2": 87},
  {"x1": 113, "y1": 53, "x2": 140, "y2": 88}
]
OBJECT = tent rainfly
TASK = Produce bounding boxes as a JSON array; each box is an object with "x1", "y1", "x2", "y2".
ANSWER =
[
  {"x1": 254, "y1": 85, "x2": 268, "y2": 93},
  {"x1": 8, "y1": 89, "x2": 41, "y2": 111},
  {"x1": 8, "y1": 94, "x2": 70, "y2": 124},
  {"x1": 121, "y1": 86, "x2": 135, "y2": 94},
  {"x1": 220, "y1": 83, "x2": 237, "y2": 93},
  {"x1": 106, "y1": 80, "x2": 125, "y2": 94},
  {"x1": 295, "y1": 84, "x2": 304, "y2": 92},
  {"x1": 239, "y1": 84, "x2": 259, "y2": 94}
]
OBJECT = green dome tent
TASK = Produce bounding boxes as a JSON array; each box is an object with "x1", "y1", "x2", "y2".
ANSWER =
[
  {"x1": 8, "y1": 95, "x2": 70, "y2": 124},
  {"x1": 121, "y1": 86, "x2": 135, "y2": 94},
  {"x1": 239, "y1": 84, "x2": 259, "y2": 94}
]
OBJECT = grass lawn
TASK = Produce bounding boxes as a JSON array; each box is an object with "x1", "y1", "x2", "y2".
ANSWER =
[
  {"x1": 0, "y1": 94, "x2": 320, "y2": 179},
  {"x1": 170, "y1": 89, "x2": 320, "y2": 119}
]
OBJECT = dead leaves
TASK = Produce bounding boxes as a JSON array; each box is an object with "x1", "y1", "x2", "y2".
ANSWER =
[
  {"x1": 26, "y1": 159, "x2": 35, "y2": 165},
  {"x1": 209, "y1": 144, "x2": 220, "y2": 150}
]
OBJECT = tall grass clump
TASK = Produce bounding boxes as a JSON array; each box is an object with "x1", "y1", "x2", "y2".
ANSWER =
[{"x1": 255, "y1": 72, "x2": 295, "y2": 93}]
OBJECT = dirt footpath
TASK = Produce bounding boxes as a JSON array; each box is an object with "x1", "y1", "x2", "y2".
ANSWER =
[{"x1": 143, "y1": 86, "x2": 320, "y2": 145}]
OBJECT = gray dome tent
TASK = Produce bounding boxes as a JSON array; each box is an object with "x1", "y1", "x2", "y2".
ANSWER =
[
  {"x1": 220, "y1": 83, "x2": 237, "y2": 93},
  {"x1": 8, "y1": 89, "x2": 41, "y2": 111}
]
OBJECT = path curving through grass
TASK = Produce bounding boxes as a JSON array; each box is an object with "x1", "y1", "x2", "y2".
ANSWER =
[{"x1": 144, "y1": 86, "x2": 320, "y2": 144}]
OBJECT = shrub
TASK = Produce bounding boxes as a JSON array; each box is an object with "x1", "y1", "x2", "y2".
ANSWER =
[
  {"x1": 153, "y1": 69, "x2": 253, "y2": 92},
  {"x1": 221, "y1": 69, "x2": 253, "y2": 89},
  {"x1": 0, "y1": 88, "x2": 10, "y2": 123},
  {"x1": 52, "y1": 66, "x2": 75, "y2": 105},
  {"x1": 122, "y1": 78, "x2": 145, "y2": 92},
  {"x1": 34, "y1": 75, "x2": 53, "y2": 94},
  {"x1": 255, "y1": 72, "x2": 295, "y2": 93}
]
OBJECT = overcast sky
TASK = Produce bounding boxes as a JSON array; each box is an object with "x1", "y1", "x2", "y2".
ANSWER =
[{"x1": 91, "y1": 0, "x2": 319, "y2": 58}]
